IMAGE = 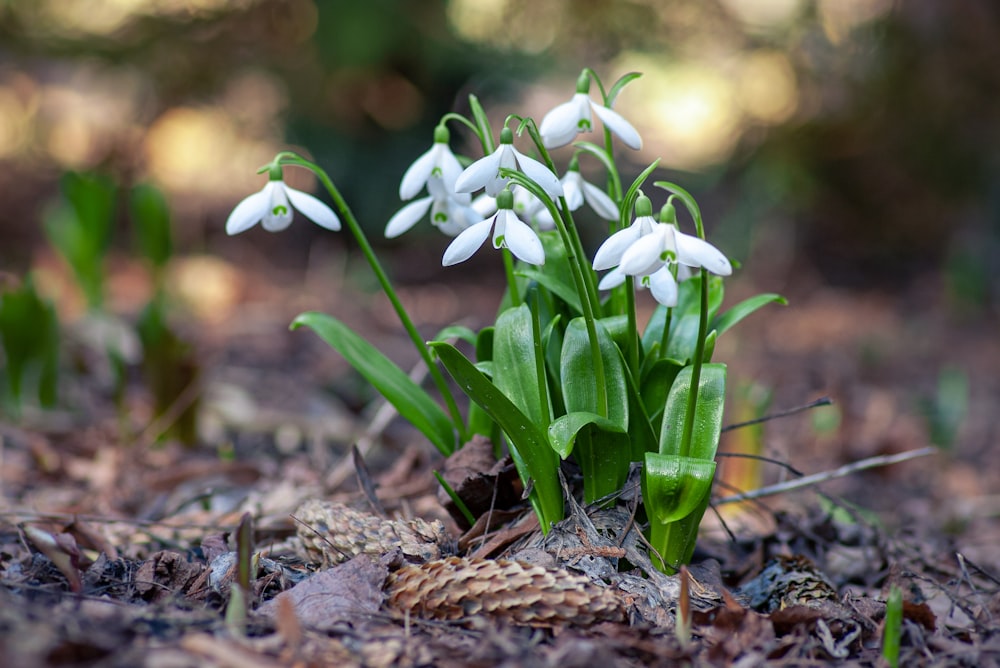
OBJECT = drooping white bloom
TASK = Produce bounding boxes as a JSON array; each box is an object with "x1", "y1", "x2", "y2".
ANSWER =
[
  {"x1": 592, "y1": 197, "x2": 657, "y2": 271},
  {"x1": 618, "y1": 222, "x2": 732, "y2": 278},
  {"x1": 442, "y1": 189, "x2": 544, "y2": 266},
  {"x1": 385, "y1": 126, "x2": 478, "y2": 238},
  {"x1": 539, "y1": 72, "x2": 642, "y2": 150},
  {"x1": 537, "y1": 162, "x2": 618, "y2": 229},
  {"x1": 455, "y1": 127, "x2": 563, "y2": 200},
  {"x1": 226, "y1": 175, "x2": 340, "y2": 235}
]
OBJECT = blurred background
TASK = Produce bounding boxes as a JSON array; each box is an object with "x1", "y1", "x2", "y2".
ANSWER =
[{"x1": 0, "y1": 0, "x2": 997, "y2": 525}]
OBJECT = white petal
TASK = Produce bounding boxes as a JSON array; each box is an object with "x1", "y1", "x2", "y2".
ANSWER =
[
  {"x1": 385, "y1": 196, "x2": 433, "y2": 238},
  {"x1": 592, "y1": 224, "x2": 642, "y2": 271},
  {"x1": 455, "y1": 148, "x2": 502, "y2": 193},
  {"x1": 539, "y1": 95, "x2": 587, "y2": 148},
  {"x1": 675, "y1": 231, "x2": 733, "y2": 276},
  {"x1": 399, "y1": 146, "x2": 436, "y2": 200},
  {"x1": 647, "y1": 267, "x2": 679, "y2": 306},
  {"x1": 562, "y1": 172, "x2": 584, "y2": 211},
  {"x1": 442, "y1": 219, "x2": 493, "y2": 266},
  {"x1": 225, "y1": 187, "x2": 269, "y2": 235},
  {"x1": 591, "y1": 103, "x2": 642, "y2": 150},
  {"x1": 496, "y1": 211, "x2": 544, "y2": 265},
  {"x1": 471, "y1": 193, "x2": 497, "y2": 217},
  {"x1": 434, "y1": 199, "x2": 478, "y2": 236},
  {"x1": 620, "y1": 226, "x2": 671, "y2": 276},
  {"x1": 581, "y1": 180, "x2": 619, "y2": 220},
  {"x1": 286, "y1": 187, "x2": 340, "y2": 231},
  {"x1": 598, "y1": 266, "x2": 627, "y2": 291},
  {"x1": 437, "y1": 145, "x2": 464, "y2": 192},
  {"x1": 262, "y1": 182, "x2": 294, "y2": 231},
  {"x1": 512, "y1": 149, "x2": 563, "y2": 199}
]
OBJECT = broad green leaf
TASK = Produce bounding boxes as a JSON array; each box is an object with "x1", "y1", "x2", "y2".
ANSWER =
[
  {"x1": 547, "y1": 411, "x2": 624, "y2": 459},
  {"x1": 642, "y1": 275, "x2": 724, "y2": 363},
  {"x1": 659, "y1": 363, "x2": 727, "y2": 460},
  {"x1": 518, "y1": 268, "x2": 581, "y2": 316},
  {"x1": 560, "y1": 318, "x2": 628, "y2": 430},
  {"x1": 619, "y1": 160, "x2": 661, "y2": 230},
  {"x1": 647, "y1": 487, "x2": 712, "y2": 573},
  {"x1": 432, "y1": 341, "x2": 563, "y2": 530},
  {"x1": 291, "y1": 312, "x2": 455, "y2": 456},
  {"x1": 493, "y1": 304, "x2": 547, "y2": 427},
  {"x1": 642, "y1": 453, "x2": 716, "y2": 525},
  {"x1": 640, "y1": 358, "x2": 684, "y2": 427},
  {"x1": 617, "y1": 351, "x2": 658, "y2": 461},
  {"x1": 712, "y1": 293, "x2": 787, "y2": 336},
  {"x1": 549, "y1": 412, "x2": 629, "y2": 503}
]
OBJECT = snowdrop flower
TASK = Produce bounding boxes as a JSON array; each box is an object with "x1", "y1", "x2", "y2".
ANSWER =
[
  {"x1": 591, "y1": 194, "x2": 658, "y2": 271},
  {"x1": 226, "y1": 168, "x2": 340, "y2": 235},
  {"x1": 618, "y1": 220, "x2": 732, "y2": 279},
  {"x1": 385, "y1": 126, "x2": 478, "y2": 238},
  {"x1": 536, "y1": 158, "x2": 618, "y2": 228},
  {"x1": 539, "y1": 72, "x2": 642, "y2": 150},
  {"x1": 598, "y1": 264, "x2": 685, "y2": 307},
  {"x1": 442, "y1": 188, "x2": 544, "y2": 267},
  {"x1": 455, "y1": 127, "x2": 563, "y2": 200}
]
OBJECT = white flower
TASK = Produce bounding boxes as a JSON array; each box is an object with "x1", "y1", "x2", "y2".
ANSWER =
[
  {"x1": 442, "y1": 189, "x2": 544, "y2": 266},
  {"x1": 539, "y1": 75, "x2": 642, "y2": 150},
  {"x1": 592, "y1": 209, "x2": 657, "y2": 271},
  {"x1": 597, "y1": 260, "x2": 694, "y2": 307},
  {"x1": 386, "y1": 127, "x2": 477, "y2": 238},
  {"x1": 619, "y1": 223, "x2": 732, "y2": 278},
  {"x1": 226, "y1": 178, "x2": 340, "y2": 235},
  {"x1": 537, "y1": 165, "x2": 618, "y2": 228},
  {"x1": 455, "y1": 127, "x2": 563, "y2": 200}
]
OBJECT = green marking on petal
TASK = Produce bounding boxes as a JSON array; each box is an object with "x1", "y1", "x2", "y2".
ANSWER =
[
  {"x1": 660, "y1": 250, "x2": 677, "y2": 262},
  {"x1": 577, "y1": 120, "x2": 592, "y2": 131},
  {"x1": 434, "y1": 211, "x2": 448, "y2": 223},
  {"x1": 431, "y1": 166, "x2": 443, "y2": 177},
  {"x1": 272, "y1": 205, "x2": 288, "y2": 216},
  {"x1": 495, "y1": 234, "x2": 505, "y2": 246}
]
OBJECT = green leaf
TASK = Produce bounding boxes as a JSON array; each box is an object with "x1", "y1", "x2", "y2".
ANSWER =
[
  {"x1": 547, "y1": 411, "x2": 624, "y2": 459},
  {"x1": 712, "y1": 293, "x2": 787, "y2": 336},
  {"x1": 493, "y1": 304, "x2": 547, "y2": 427},
  {"x1": 291, "y1": 312, "x2": 455, "y2": 456},
  {"x1": 619, "y1": 160, "x2": 661, "y2": 230},
  {"x1": 129, "y1": 183, "x2": 173, "y2": 269},
  {"x1": 606, "y1": 72, "x2": 643, "y2": 106},
  {"x1": 430, "y1": 324, "x2": 478, "y2": 346},
  {"x1": 518, "y1": 232, "x2": 581, "y2": 314},
  {"x1": 642, "y1": 275, "x2": 724, "y2": 363},
  {"x1": 640, "y1": 358, "x2": 684, "y2": 426},
  {"x1": 432, "y1": 341, "x2": 563, "y2": 530},
  {"x1": 643, "y1": 453, "x2": 716, "y2": 525},
  {"x1": 561, "y1": 318, "x2": 628, "y2": 430},
  {"x1": 573, "y1": 141, "x2": 616, "y2": 178},
  {"x1": 659, "y1": 363, "x2": 727, "y2": 460}
]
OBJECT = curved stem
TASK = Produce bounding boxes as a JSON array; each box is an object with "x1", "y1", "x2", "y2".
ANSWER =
[{"x1": 280, "y1": 153, "x2": 468, "y2": 444}]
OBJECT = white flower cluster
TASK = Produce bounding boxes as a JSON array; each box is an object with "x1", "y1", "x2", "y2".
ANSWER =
[{"x1": 225, "y1": 72, "x2": 734, "y2": 306}]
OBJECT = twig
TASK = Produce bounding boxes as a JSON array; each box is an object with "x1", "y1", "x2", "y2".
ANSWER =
[
  {"x1": 721, "y1": 396, "x2": 832, "y2": 433},
  {"x1": 714, "y1": 447, "x2": 937, "y2": 505}
]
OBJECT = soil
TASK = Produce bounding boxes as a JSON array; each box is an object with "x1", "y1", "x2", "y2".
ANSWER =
[{"x1": 2, "y1": 244, "x2": 998, "y2": 667}]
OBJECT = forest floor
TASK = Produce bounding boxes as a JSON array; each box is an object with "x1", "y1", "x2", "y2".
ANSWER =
[{"x1": 1, "y1": 245, "x2": 998, "y2": 667}]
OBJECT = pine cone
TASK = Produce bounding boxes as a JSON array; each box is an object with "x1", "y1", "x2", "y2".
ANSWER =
[
  {"x1": 386, "y1": 556, "x2": 625, "y2": 627},
  {"x1": 294, "y1": 500, "x2": 446, "y2": 567}
]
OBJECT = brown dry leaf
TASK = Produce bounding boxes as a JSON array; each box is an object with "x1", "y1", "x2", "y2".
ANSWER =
[
  {"x1": 134, "y1": 550, "x2": 205, "y2": 602},
  {"x1": 386, "y1": 556, "x2": 625, "y2": 627},
  {"x1": 257, "y1": 553, "x2": 389, "y2": 631},
  {"x1": 437, "y1": 434, "x2": 522, "y2": 529},
  {"x1": 696, "y1": 590, "x2": 777, "y2": 665}
]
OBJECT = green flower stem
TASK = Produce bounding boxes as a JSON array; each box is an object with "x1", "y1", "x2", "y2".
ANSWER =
[
  {"x1": 502, "y1": 249, "x2": 521, "y2": 306},
  {"x1": 529, "y1": 291, "x2": 550, "y2": 425},
  {"x1": 625, "y1": 276, "x2": 639, "y2": 375},
  {"x1": 276, "y1": 152, "x2": 467, "y2": 444},
  {"x1": 679, "y1": 268, "x2": 710, "y2": 459}
]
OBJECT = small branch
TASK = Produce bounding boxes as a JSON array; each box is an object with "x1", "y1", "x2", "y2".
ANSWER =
[
  {"x1": 721, "y1": 396, "x2": 833, "y2": 433},
  {"x1": 714, "y1": 447, "x2": 937, "y2": 506}
]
